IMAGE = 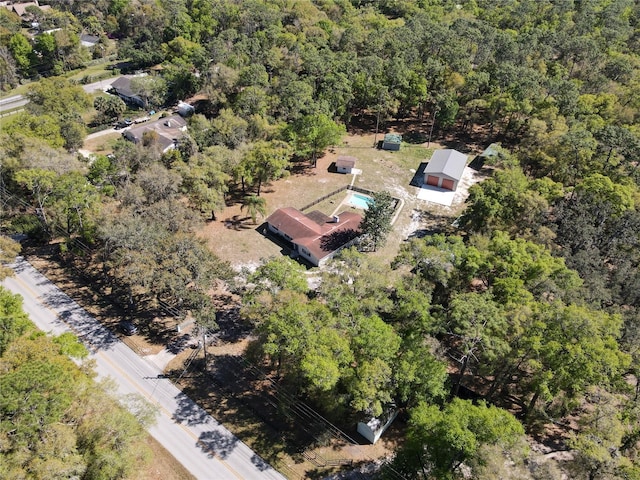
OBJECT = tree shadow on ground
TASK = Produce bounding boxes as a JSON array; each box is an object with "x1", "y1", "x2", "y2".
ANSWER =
[
  {"x1": 197, "y1": 430, "x2": 239, "y2": 459},
  {"x1": 40, "y1": 289, "x2": 119, "y2": 351},
  {"x1": 172, "y1": 392, "x2": 212, "y2": 426},
  {"x1": 319, "y1": 229, "x2": 360, "y2": 252},
  {"x1": 406, "y1": 209, "x2": 460, "y2": 238},
  {"x1": 223, "y1": 215, "x2": 254, "y2": 230},
  {"x1": 251, "y1": 454, "x2": 271, "y2": 471}
]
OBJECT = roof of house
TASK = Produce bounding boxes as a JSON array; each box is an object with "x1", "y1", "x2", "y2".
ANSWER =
[
  {"x1": 110, "y1": 76, "x2": 138, "y2": 98},
  {"x1": 336, "y1": 156, "x2": 356, "y2": 168},
  {"x1": 424, "y1": 149, "x2": 468, "y2": 181},
  {"x1": 6, "y1": 1, "x2": 49, "y2": 17},
  {"x1": 383, "y1": 133, "x2": 402, "y2": 144},
  {"x1": 80, "y1": 34, "x2": 99, "y2": 47},
  {"x1": 124, "y1": 114, "x2": 187, "y2": 151},
  {"x1": 266, "y1": 207, "x2": 362, "y2": 262}
]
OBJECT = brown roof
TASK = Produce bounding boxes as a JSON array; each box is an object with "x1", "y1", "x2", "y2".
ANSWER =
[
  {"x1": 9, "y1": 1, "x2": 48, "y2": 17},
  {"x1": 336, "y1": 156, "x2": 356, "y2": 168},
  {"x1": 266, "y1": 207, "x2": 362, "y2": 262}
]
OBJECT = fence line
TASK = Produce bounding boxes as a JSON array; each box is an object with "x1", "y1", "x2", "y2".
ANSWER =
[{"x1": 299, "y1": 185, "x2": 349, "y2": 212}]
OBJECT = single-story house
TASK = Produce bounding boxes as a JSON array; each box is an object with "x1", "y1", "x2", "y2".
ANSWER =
[
  {"x1": 80, "y1": 33, "x2": 99, "y2": 48},
  {"x1": 109, "y1": 76, "x2": 145, "y2": 108},
  {"x1": 1, "y1": 1, "x2": 50, "y2": 18},
  {"x1": 382, "y1": 133, "x2": 402, "y2": 151},
  {"x1": 423, "y1": 149, "x2": 468, "y2": 191},
  {"x1": 265, "y1": 207, "x2": 362, "y2": 267},
  {"x1": 336, "y1": 156, "x2": 356, "y2": 174},
  {"x1": 122, "y1": 114, "x2": 187, "y2": 153}
]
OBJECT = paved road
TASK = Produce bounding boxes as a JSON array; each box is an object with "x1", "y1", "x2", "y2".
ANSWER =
[
  {"x1": 0, "y1": 94, "x2": 28, "y2": 113},
  {"x1": 3, "y1": 257, "x2": 287, "y2": 480},
  {"x1": 0, "y1": 76, "x2": 126, "y2": 114}
]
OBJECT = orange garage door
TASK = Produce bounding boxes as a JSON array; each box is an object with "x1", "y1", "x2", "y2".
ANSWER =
[
  {"x1": 441, "y1": 179, "x2": 454, "y2": 190},
  {"x1": 426, "y1": 175, "x2": 439, "y2": 186}
]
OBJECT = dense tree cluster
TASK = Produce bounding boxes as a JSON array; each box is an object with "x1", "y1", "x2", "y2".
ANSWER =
[
  {"x1": 4, "y1": 1, "x2": 640, "y2": 478},
  {"x1": 0, "y1": 284, "x2": 155, "y2": 479}
]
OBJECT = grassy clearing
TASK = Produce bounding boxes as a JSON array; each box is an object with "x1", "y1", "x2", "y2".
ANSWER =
[{"x1": 82, "y1": 131, "x2": 122, "y2": 154}]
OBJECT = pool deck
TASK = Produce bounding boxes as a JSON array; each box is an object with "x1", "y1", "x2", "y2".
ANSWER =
[{"x1": 332, "y1": 191, "x2": 370, "y2": 216}]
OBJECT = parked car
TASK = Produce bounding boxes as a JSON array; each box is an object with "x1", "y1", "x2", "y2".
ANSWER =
[
  {"x1": 114, "y1": 119, "x2": 132, "y2": 129},
  {"x1": 119, "y1": 320, "x2": 138, "y2": 335}
]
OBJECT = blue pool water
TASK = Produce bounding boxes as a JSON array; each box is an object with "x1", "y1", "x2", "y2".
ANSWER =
[{"x1": 349, "y1": 193, "x2": 373, "y2": 209}]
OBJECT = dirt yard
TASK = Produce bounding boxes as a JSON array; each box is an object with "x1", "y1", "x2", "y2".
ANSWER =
[{"x1": 200, "y1": 132, "x2": 487, "y2": 270}]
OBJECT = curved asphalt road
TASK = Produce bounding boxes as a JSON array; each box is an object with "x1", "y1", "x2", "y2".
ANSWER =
[{"x1": 3, "y1": 257, "x2": 286, "y2": 480}]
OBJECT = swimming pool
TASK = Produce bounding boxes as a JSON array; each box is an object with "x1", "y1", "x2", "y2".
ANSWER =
[{"x1": 348, "y1": 193, "x2": 373, "y2": 209}]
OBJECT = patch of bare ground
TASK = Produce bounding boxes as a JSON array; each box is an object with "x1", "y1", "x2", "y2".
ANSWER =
[{"x1": 136, "y1": 435, "x2": 196, "y2": 480}]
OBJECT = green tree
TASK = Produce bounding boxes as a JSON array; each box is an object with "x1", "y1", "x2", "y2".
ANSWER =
[
  {"x1": 286, "y1": 113, "x2": 346, "y2": 167},
  {"x1": 94, "y1": 95, "x2": 126, "y2": 122},
  {"x1": 359, "y1": 191, "x2": 395, "y2": 251},
  {"x1": 241, "y1": 140, "x2": 293, "y2": 195},
  {"x1": 14, "y1": 167, "x2": 58, "y2": 229},
  {"x1": 241, "y1": 194, "x2": 266, "y2": 224},
  {"x1": 8, "y1": 33, "x2": 31, "y2": 74},
  {"x1": 392, "y1": 399, "x2": 525, "y2": 479},
  {"x1": 0, "y1": 236, "x2": 21, "y2": 281},
  {"x1": 176, "y1": 147, "x2": 230, "y2": 220},
  {"x1": 0, "y1": 287, "x2": 32, "y2": 356},
  {"x1": 3, "y1": 113, "x2": 64, "y2": 148},
  {"x1": 26, "y1": 77, "x2": 91, "y2": 118}
]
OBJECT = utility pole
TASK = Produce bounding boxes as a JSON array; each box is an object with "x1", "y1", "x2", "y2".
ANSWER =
[
  {"x1": 373, "y1": 89, "x2": 384, "y2": 148},
  {"x1": 373, "y1": 100, "x2": 381, "y2": 148},
  {"x1": 427, "y1": 105, "x2": 439, "y2": 148}
]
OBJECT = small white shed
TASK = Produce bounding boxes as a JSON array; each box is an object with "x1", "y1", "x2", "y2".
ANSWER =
[
  {"x1": 336, "y1": 156, "x2": 357, "y2": 174},
  {"x1": 357, "y1": 410, "x2": 398, "y2": 444}
]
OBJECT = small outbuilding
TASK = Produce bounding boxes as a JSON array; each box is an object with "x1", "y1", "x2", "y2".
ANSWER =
[
  {"x1": 382, "y1": 133, "x2": 402, "y2": 151},
  {"x1": 80, "y1": 34, "x2": 100, "y2": 48},
  {"x1": 177, "y1": 101, "x2": 195, "y2": 117},
  {"x1": 335, "y1": 156, "x2": 357, "y2": 174},
  {"x1": 423, "y1": 149, "x2": 468, "y2": 191}
]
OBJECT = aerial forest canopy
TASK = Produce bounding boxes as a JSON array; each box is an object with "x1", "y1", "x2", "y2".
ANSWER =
[{"x1": 3, "y1": 0, "x2": 640, "y2": 479}]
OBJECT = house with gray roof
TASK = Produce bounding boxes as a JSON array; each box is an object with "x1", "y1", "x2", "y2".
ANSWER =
[
  {"x1": 110, "y1": 76, "x2": 145, "y2": 108},
  {"x1": 122, "y1": 114, "x2": 187, "y2": 153},
  {"x1": 423, "y1": 149, "x2": 468, "y2": 191}
]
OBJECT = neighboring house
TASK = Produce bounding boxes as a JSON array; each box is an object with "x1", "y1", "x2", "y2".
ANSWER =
[
  {"x1": 265, "y1": 207, "x2": 362, "y2": 267},
  {"x1": 336, "y1": 156, "x2": 356, "y2": 174},
  {"x1": 80, "y1": 33, "x2": 99, "y2": 48},
  {"x1": 122, "y1": 114, "x2": 187, "y2": 153},
  {"x1": 423, "y1": 149, "x2": 468, "y2": 191},
  {"x1": 1, "y1": 1, "x2": 50, "y2": 18},
  {"x1": 109, "y1": 76, "x2": 145, "y2": 108},
  {"x1": 382, "y1": 133, "x2": 402, "y2": 151}
]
